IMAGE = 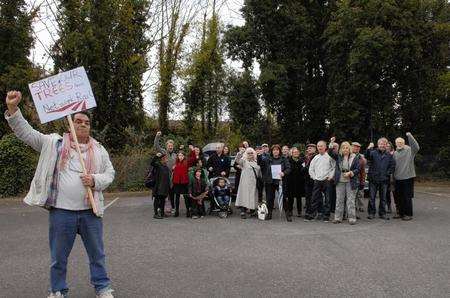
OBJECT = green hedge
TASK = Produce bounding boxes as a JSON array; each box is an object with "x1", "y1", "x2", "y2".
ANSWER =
[
  {"x1": 109, "y1": 150, "x2": 152, "y2": 192},
  {"x1": 0, "y1": 134, "x2": 38, "y2": 197}
]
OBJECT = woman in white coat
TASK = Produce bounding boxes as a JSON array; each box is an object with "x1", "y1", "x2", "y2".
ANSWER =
[{"x1": 235, "y1": 147, "x2": 262, "y2": 219}]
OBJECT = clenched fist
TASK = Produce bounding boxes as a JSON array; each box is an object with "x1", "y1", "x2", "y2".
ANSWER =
[{"x1": 6, "y1": 90, "x2": 22, "y2": 115}]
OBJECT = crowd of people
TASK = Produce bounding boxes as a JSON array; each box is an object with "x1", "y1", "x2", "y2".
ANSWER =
[
  {"x1": 4, "y1": 89, "x2": 421, "y2": 297},
  {"x1": 150, "y1": 131, "x2": 420, "y2": 224}
]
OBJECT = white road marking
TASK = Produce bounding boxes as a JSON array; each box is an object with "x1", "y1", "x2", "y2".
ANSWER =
[{"x1": 104, "y1": 197, "x2": 120, "y2": 210}]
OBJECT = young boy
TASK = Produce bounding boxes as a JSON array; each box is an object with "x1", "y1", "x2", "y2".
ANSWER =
[{"x1": 214, "y1": 178, "x2": 231, "y2": 207}]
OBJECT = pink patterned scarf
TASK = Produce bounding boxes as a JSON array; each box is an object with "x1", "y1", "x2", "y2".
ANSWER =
[{"x1": 59, "y1": 133, "x2": 96, "y2": 173}]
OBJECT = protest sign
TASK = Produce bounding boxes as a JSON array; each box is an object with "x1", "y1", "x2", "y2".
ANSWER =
[{"x1": 28, "y1": 66, "x2": 96, "y2": 123}]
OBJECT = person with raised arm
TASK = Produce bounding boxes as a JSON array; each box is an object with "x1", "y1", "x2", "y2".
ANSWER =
[
  {"x1": 393, "y1": 132, "x2": 420, "y2": 220},
  {"x1": 154, "y1": 131, "x2": 177, "y2": 212},
  {"x1": 306, "y1": 140, "x2": 335, "y2": 222},
  {"x1": 4, "y1": 91, "x2": 115, "y2": 298}
]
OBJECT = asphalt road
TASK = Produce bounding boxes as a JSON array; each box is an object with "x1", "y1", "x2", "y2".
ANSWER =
[{"x1": 1, "y1": 187, "x2": 449, "y2": 298}]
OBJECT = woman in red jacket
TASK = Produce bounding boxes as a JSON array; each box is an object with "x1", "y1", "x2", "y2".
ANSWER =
[{"x1": 172, "y1": 151, "x2": 189, "y2": 217}]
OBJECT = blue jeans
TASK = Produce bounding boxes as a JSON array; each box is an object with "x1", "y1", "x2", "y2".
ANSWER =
[
  {"x1": 216, "y1": 195, "x2": 230, "y2": 206},
  {"x1": 49, "y1": 208, "x2": 111, "y2": 295},
  {"x1": 368, "y1": 181, "x2": 388, "y2": 216}
]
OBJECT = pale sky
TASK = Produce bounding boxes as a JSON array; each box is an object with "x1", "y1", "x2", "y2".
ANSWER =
[{"x1": 27, "y1": 0, "x2": 247, "y2": 120}]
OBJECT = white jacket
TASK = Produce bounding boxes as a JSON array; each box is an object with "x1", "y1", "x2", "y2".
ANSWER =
[
  {"x1": 4, "y1": 109, "x2": 115, "y2": 217},
  {"x1": 308, "y1": 152, "x2": 335, "y2": 181}
]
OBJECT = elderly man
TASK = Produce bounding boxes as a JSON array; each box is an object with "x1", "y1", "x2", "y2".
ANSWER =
[
  {"x1": 5, "y1": 91, "x2": 115, "y2": 298},
  {"x1": 306, "y1": 140, "x2": 335, "y2": 222},
  {"x1": 206, "y1": 144, "x2": 231, "y2": 179},
  {"x1": 154, "y1": 131, "x2": 177, "y2": 212},
  {"x1": 303, "y1": 144, "x2": 317, "y2": 218},
  {"x1": 282, "y1": 145, "x2": 290, "y2": 158},
  {"x1": 366, "y1": 138, "x2": 396, "y2": 220},
  {"x1": 352, "y1": 142, "x2": 367, "y2": 214},
  {"x1": 393, "y1": 132, "x2": 420, "y2": 220},
  {"x1": 261, "y1": 143, "x2": 270, "y2": 156}
]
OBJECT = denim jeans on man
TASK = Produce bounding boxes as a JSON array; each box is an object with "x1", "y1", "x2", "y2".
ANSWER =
[
  {"x1": 49, "y1": 208, "x2": 111, "y2": 295},
  {"x1": 368, "y1": 181, "x2": 388, "y2": 216}
]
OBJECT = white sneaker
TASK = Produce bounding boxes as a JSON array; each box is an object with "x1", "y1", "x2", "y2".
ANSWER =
[
  {"x1": 47, "y1": 292, "x2": 64, "y2": 298},
  {"x1": 96, "y1": 289, "x2": 114, "y2": 298}
]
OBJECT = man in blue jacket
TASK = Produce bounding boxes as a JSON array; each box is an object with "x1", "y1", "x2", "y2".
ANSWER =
[{"x1": 365, "y1": 138, "x2": 396, "y2": 220}]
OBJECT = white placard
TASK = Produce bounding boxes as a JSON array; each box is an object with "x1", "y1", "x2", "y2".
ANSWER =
[
  {"x1": 271, "y1": 165, "x2": 282, "y2": 179},
  {"x1": 28, "y1": 66, "x2": 96, "y2": 123}
]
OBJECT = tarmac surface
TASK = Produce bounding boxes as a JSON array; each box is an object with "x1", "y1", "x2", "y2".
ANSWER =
[{"x1": 0, "y1": 186, "x2": 449, "y2": 297}]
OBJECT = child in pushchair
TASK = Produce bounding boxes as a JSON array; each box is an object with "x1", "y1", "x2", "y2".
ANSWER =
[{"x1": 209, "y1": 177, "x2": 233, "y2": 218}]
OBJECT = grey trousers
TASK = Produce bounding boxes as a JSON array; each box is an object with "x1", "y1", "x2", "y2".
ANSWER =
[{"x1": 335, "y1": 182, "x2": 357, "y2": 221}]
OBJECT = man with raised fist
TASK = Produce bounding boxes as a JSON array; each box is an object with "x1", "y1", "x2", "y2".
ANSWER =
[{"x1": 5, "y1": 91, "x2": 115, "y2": 298}]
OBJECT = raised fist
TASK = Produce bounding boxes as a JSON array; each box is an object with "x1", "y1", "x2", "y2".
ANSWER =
[
  {"x1": 156, "y1": 131, "x2": 162, "y2": 136},
  {"x1": 368, "y1": 142, "x2": 375, "y2": 149},
  {"x1": 6, "y1": 90, "x2": 22, "y2": 114},
  {"x1": 330, "y1": 137, "x2": 336, "y2": 143}
]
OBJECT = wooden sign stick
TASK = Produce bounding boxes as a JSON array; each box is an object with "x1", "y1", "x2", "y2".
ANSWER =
[{"x1": 67, "y1": 115, "x2": 99, "y2": 216}]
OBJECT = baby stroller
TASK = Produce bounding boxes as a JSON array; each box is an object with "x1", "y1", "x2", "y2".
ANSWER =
[{"x1": 208, "y1": 177, "x2": 233, "y2": 218}]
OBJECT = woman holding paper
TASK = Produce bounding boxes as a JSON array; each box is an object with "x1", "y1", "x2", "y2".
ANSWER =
[
  {"x1": 258, "y1": 145, "x2": 291, "y2": 220},
  {"x1": 235, "y1": 147, "x2": 262, "y2": 218}
]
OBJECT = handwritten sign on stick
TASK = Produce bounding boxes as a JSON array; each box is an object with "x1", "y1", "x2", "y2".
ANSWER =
[{"x1": 28, "y1": 66, "x2": 96, "y2": 123}]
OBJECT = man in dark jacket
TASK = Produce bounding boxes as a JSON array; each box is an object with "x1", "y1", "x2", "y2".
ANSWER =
[
  {"x1": 365, "y1": 138, "x2": 396, "y2": 220},
  {"x1": 151, "y1": 152, "x2": 172, "y2": 219},
  {"x1": 258, "y1": 145, "x2": 291, "y2": 220},
  {"x1": 206, "y1": 144, "x2": 231, "y2": 179},
  {"x1": 352, "y1": 142, "x2": 367, "y2": 214},
  {"x1": 303, "y1": 144, "x2": 317, "y2": 219}
]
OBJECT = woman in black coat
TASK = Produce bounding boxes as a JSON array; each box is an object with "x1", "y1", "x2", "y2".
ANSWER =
[
  {"x1": 286, "y1": 147, "x2": 306, "y2": 221},
  {"x1": 151, "y1": 152, "x2": 171, "y2": 219}
]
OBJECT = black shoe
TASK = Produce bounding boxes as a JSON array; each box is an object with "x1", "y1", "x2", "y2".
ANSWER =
[
  {"x1": 402, "y1": 216, "x2": 412, "y2": 221},
  {"x1": 286, "y1": 212, "x2": 292, "y2": 222},
  {"x1": 304, "y1": 216, "x2": 314, "y2": 222},
  {"x1": 240, "y1": 212, "x2": 247, "y2": 219},
  {"x1": 174, "y1": 211, "x2": 179, "y2": 217},
  {"x1": 323, "y1": 217, "x2": 330, "y2": 223},
  {"x1": 367, "y1": 215, "x2": 374, "y2": 220},
  {"x1": 154, "y1": 209, "x2": 163, "y2": 219},
  {"x1": 317, "y1": 214, "x2": 324, "y2": 221},
  {"x1": 379, "y1": 214, "x2": 390, "y2": 220},
  {"x1": 266, "y1": 213, "x2": 272, "y2": 220},
  {"x1": 186, "y1": 210, "x2": 191, "y2": 218}
]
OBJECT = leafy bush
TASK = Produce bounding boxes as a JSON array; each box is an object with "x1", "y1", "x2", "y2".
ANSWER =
[
  {"x1": 435, "y1": 147, "x2": 450, "y2": 178},
  {"x1": 109, "y1": 148, "x2": 153, "y2": 192},
  {"x1": 0, "y1": 134, "x2": 38, "y2": 197}
]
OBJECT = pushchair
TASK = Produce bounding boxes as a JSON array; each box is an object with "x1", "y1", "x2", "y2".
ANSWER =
[{"x1": 208, "y1": 177, "x2": 233, "y2": 218}]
